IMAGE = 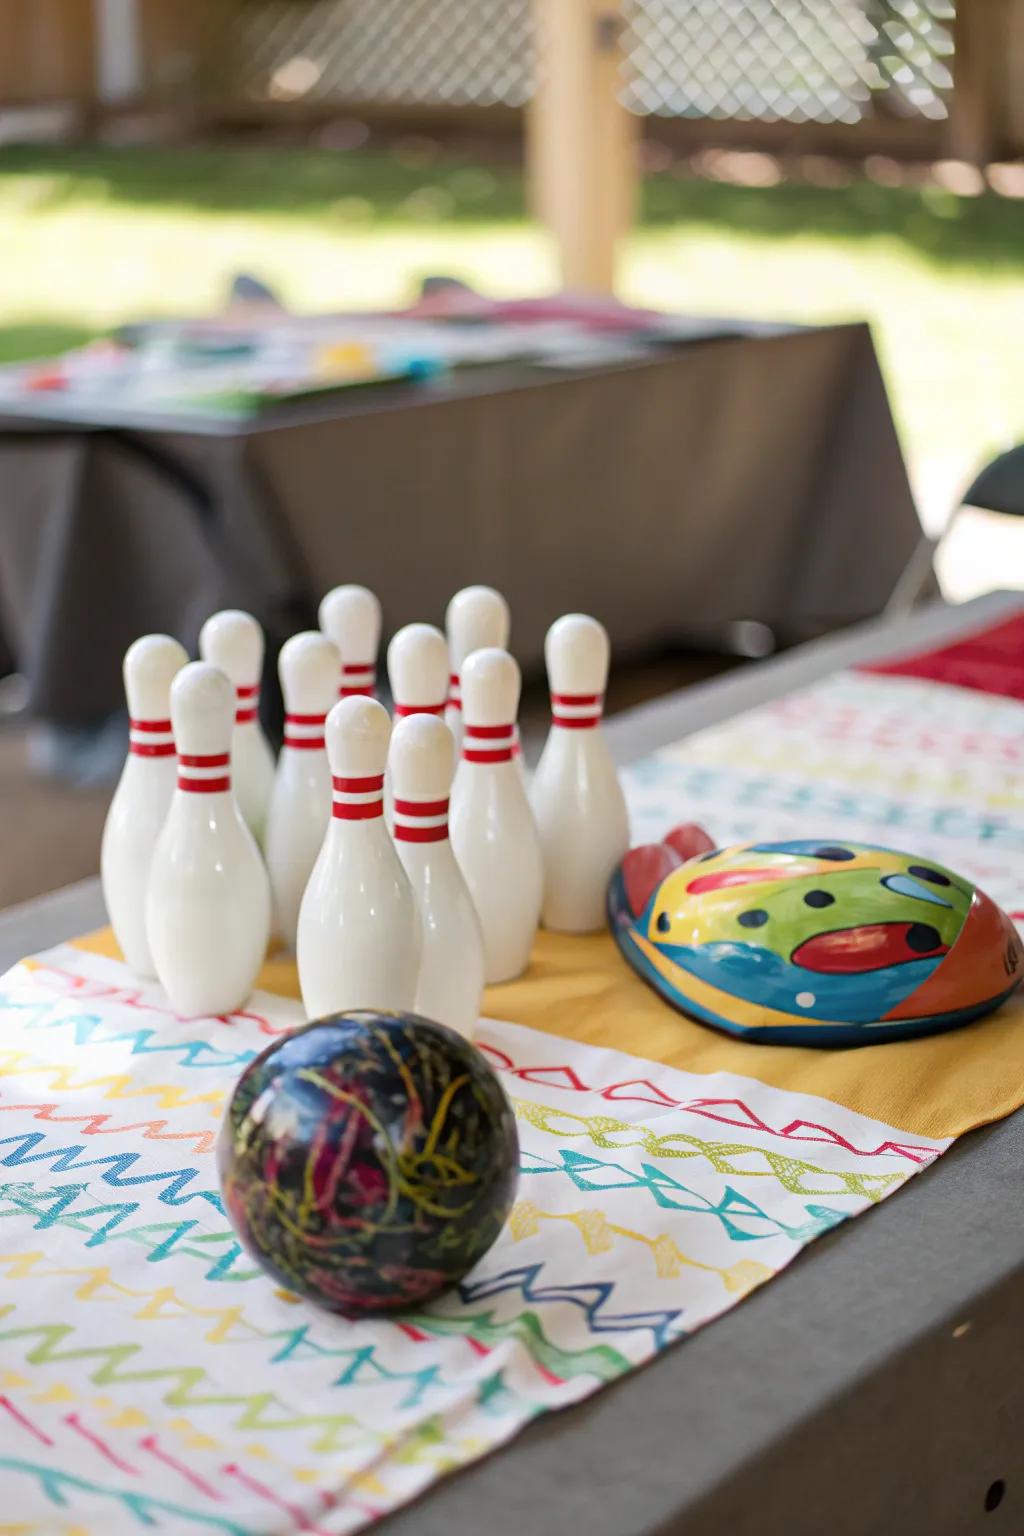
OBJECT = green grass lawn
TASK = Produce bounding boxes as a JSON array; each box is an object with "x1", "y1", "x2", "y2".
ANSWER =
[{"x1": 0, "y1": 142, "x2": 1021, "y2": 501}]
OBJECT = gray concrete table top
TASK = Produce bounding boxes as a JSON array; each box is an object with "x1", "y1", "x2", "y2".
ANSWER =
[{"x1": 2, "y1": 589, "x2": 1022, "y2": 1536}]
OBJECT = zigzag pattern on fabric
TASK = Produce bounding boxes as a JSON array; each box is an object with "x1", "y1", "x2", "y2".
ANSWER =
[
  {"x1": 507, "y1": 1202, "x2": 774, "y2": 1292},
  {"x1": 511, "y1": 1099, "x2": 905, "y2": 1201},
  {"x1": 0, "y1": 1000, "x2": 259, "y2": 1071},
  {"x1": 522, "y1": 1147, "x2": 847, "y2": 1243},
  {"x1": 0, "y1": 1455, "x2": 252, "y2": 1536}
]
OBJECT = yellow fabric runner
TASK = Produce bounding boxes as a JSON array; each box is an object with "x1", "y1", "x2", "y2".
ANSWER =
[{"x1": 73, "y1": 925, "x2": 1024, "y2": 1142}]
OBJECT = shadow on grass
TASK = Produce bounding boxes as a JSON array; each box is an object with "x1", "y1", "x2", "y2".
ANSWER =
[
  {"x1": 0, "y1": 145, "x2": 1022, "y2": 271},
  {"x1": 641, "y1": 173, "x2": 1024, "y2": 270},
  {"x1": 0, "y1": 321, "x2": 102, "y2": 365}
]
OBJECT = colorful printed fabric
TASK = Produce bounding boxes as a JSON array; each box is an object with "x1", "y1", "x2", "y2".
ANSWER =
[{"x1": 0, "y1": 941, "x2": 946, "y2": 1534}]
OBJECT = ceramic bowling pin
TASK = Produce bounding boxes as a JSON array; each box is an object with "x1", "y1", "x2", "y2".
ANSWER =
[
  {"x1": 530, "y1": 614, "x2": 630, "y2": 932},
  {"x1": 296, "y1": 696, "x2": 420, "y2": 1018},
  {"x1": 386, "y1": 622, "x2": 449, "y2": 823},
  {"x1": 264, "y1": 631, "x2": 339, "y2": 951},
  {"x1": 318, "y1": 584, "x2": 382, "y2": 699},
  {"x1": 391, "y1": 713, "x2": 485, "y2": 1039},
  {"x1": 146, "y1": 662, "x2": 271, "y2": 1016},
  {"x1": 100, "y1": 633, "x2": 188, "y2": 976},
  {"x1": 450, "y1": 648, "x2": 542, "y2": 983},
  {"x1": 198, "y1": 609, "x2": 274, "y2": 845},
  {"x1": 445, "y1": 585, "x2": 510, "y2": 754}
]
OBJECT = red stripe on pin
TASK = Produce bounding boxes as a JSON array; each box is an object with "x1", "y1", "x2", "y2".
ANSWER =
[
  {"x1": 332, "y1": 773, "x2": 385, "y2": 793},
  {"x1": 284, "y1": 737, "x2": 325, "y2": 750},
  {"x1": 235, "y1": 708, "x2": 258, "y2": 724},
  {"x1": 552, "y1": 715, "x2": 599, "y2": 730},
  {"x1": 332, "y1": 799, "x2": 383, "y2": 820},
  {"x1": 129, "y1": 717, "x2": 172, "y2": 733},
  {"x1": 131, "y1": 741, "x2": 176, "y2": 758},
  {"x1": 236, "y1": 684, "x2": 260, "y2": 699},
  {"x1": 393, "y1": 797, "x2": 449, "y2": 818},
  {"x1": 463, "y1": 747, "x2": 514, "y2": 764},
  {"x1": 342, "y1": 663, "x2": 374, "y2": 676},
  {"x1": 286, "y1": 712, "x2": 327, "y2": 726},
  {"x1": 393, "y1": 702, "x2": 447, "y2": 718},
  {"x1": 550, "y1": 693, "x2": 603, "y2": 706},
  {"x1": 178, "y1": 753, "x2": 230, "y2": 768},
  {"x1": 178, "y1": 775, "x2": 231, "y2": 793},
  {"x1": 340, "y1": 686, "x2": 375, "y2": 698},
  {"x1": 394, "y1": 823, "x2": 448, "y2": 843},
  {"x1": 465, "y1": 723, "x2": 514, "y2": 740}
]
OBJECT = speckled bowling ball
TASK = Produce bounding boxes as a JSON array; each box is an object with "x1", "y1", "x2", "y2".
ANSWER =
[{"x1": 217, "y1": 1011, "x2": 519, "y2": 1315}]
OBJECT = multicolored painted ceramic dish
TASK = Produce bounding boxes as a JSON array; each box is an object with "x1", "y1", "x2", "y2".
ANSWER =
[{"x1": 608, "y1": 835, "x2": 1024, "y2": 1046}]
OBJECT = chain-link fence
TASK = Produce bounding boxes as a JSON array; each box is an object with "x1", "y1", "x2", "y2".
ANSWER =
[{"x1": 206, "y1": 0, "x2": 954, "y2": 126}]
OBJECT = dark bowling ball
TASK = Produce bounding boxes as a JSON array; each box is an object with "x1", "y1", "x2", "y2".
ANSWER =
[{"x1": 217, "y1": 1010, "x2": 519, "y2": 1315}]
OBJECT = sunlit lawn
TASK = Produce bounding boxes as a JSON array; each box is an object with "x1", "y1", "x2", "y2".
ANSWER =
[{"x1": 0, "y1": 142, "x2": 1022, "y2": 514}]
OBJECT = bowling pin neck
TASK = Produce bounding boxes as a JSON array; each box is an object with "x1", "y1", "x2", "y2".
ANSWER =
[
  {"x1": 393, "y1": 700, "x2": 447, "y2": 719},
  {"x1": 549, "y1": 691, "x2": 605, "y2": 730},
  {"x1": 129, "y1": 714, "x2": 176, "y2": 760},
  {"x1": 393, "y1": 794, "x2": 450, "y2": 844},
  {"x1": 340, "y1": 663, "x2": 376, "y2": 698},
  {"x1": 234, "y1": 683, "x2": 260, "y2": 725},
  {"x1": 463, "y1": 722, "x2": 517, "y2": 765},
  {"x1": 178, "y1": 751, "x2": 232, "y2": 794},
  {"x1": 331, "y1": 771, "x2": 385, "y2": 821},
  {"x1": 283, "y1": 711, "x2": 327, "y2": 751}
]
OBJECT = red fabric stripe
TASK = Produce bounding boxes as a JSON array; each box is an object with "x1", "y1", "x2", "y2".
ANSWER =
[
  {"x1": 394, "y1": 823, "x2": 449, "y2": 843},
  {"x1": 464, "y1": 723, "x2": 514, "y2": 739},
  {"x1": 550, "y1": 692, "x2": 603, "y2": 706},
  {"x1": 393, "y1": 797, "x2": 449, "y2": 817},
  {"x1": 332, "y1": 800, "x2": 383, "y2": 820},
  {"x1": 178, "y1": 753, "x2": 230, "y2": 768},
  {"x1": 552, "y1": 715, "x2": 600, "y2": 730},
  {"x1": 178, "y1": 775, "x2": 231, "y2": 793},
  {"x1": 861, "y1": 611, "x2": 1024, "y2": 701},
  {"x1": 129, "y1": 717, "x2": 172, "y2": 733},
  {"x1": 332, "y1": 774, "x2": 385, "y2": 793},
  {"x1": 463, "y1": 747, "x2": 514, "y2": 764},
  {"x1": 285, "y1": 712, "x2": 327, "y2": 726},
  {"x1": 393, "y1": 702, "x2": 447, "y2": 717},
  {"x1": 235, "y1": 708, "x2": 258, "y2": 724},
  {"x1": 283, "y1": 737, "x2": 325, "y2": 751},
  {"x1": 130, "y1": 742, "x2": 176, "y2": 758}
]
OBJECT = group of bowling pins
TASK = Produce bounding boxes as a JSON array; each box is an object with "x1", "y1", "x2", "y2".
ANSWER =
[{"x1": 101, "y1": 583, "x2": 630, "y2": 1040}]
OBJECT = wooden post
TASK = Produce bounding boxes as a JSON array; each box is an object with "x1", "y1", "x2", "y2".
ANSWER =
[
  {"x1": 948, "y1": 0, "x2": 1008, "y2": 163},
  {"x1": 527, "y1": 0, "x2": 636, "y2": 293}
]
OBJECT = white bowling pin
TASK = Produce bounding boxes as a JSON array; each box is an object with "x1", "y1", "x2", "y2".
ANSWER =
[
  {"x1": 385, "y1": 622, "x2": 449, "y2": 824},
  {"x1": 264, "y1": 631, "x2": 339, "y2": 951},
  {"x1": 450, "y1": 648, "x2": 542, "y2": 983},
  {"x1": 530, "y1": 614, "x2": 630, "y2": 933},
  {"x1": 318, "y1": 584, "x2": 382, "y2": 699},
  {"x1": 101, "y1": 634, "x2": 188, "y2": 976},
  {"x1": 146, "y1": 663, "x2": 271, "y2": 1016},
  {"x1": 297, "y1": 696, "x2": 420, "y2": 1018},
  {"x1": 198, "y1": 610, "x2": 274, "y2": 845},
  {"x1": 445, "y1": 585, "x2": 509, "y2": 753},
  {"x1": 391, "y1": 713, "x2": 485, "y2": 1039}
]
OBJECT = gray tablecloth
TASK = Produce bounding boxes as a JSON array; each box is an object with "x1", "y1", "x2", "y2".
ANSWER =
[{"x1": 0, "y1": 322, "x2": 920, "y2": 726}]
